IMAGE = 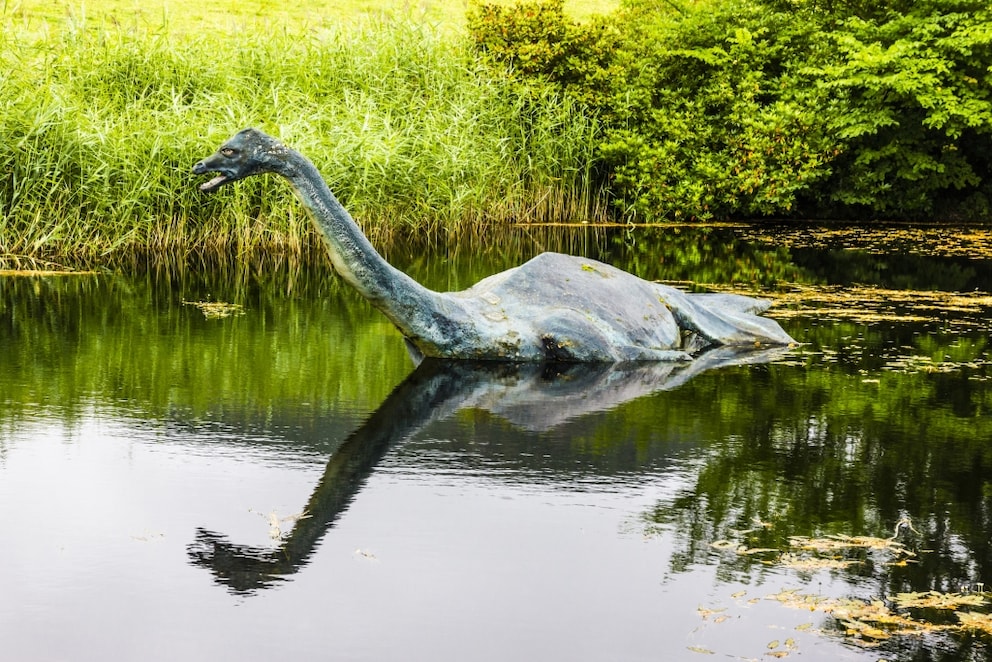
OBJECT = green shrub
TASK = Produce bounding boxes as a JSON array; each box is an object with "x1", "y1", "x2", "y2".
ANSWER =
[
  {"x1": 466, "y1": 0, "x2": 621, "y2": 107},
  {"x1": 810, "y1": 0, "x2": 992, "y2": 216},
  {"x1": 598, "y1": 0, "x2": 839, "y2": 219},
  {"x1": 470, "y1": 0, "x2": 992, "y2": 220}
]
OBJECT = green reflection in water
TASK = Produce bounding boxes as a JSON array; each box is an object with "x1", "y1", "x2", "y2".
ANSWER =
[
  {"x1": 2, "y1": 224, "x2": 991, "y2": 658},
  {"x1": 0, "y1": 268, "x2": 413, "y2": 439},
  {"x1": 645, "y1": 350, "x2": 992, "y2": 657}
]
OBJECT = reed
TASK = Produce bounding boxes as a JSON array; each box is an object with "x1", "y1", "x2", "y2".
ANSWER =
[{"x1": 0, "y1": 18, "x2": 608, "y2": 264}]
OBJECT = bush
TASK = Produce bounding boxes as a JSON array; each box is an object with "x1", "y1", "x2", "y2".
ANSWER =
[
  {"x1": 598, "y1": 0, "x2": 839, "y2": 220},
  {"x1": 810, "y1": 0, "x2": 992, "y2": 217},
  {"x1": 469, "y1": 0, "x2": 992, "y2": 220},
  {"x1": 466, "y1": 0, "x2": 621, "y2": 107}
]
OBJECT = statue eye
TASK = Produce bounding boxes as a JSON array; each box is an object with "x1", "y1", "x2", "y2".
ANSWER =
[{"x1": 221, "y1": 148, "x2": 236, "y2": 157}]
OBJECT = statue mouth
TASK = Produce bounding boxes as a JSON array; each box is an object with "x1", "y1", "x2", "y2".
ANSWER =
[
  {"x1": 192, "y1": 158, "x2": 236, "y2": 192},
  {"x1": 198, "y1": 174, "x2": 230, "y2": 192}
]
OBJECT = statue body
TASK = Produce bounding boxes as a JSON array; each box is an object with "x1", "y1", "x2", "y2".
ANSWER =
[
  {"x1": 194, "y1": 128, "x2": 795, "y2": 363},
  {"x1": 432, "y1": 252, "x2": 791, "y2": 362}
]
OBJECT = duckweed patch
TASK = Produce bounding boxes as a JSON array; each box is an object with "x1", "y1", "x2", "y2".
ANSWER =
[
  {"x1": 709, "y1": 520, "x2": 919, "y2": 569},
  {"x1": 713, "y1": 282, "x2": 992, "y2": 329},
  {"x1": 762, "y1": 588, "x2": 990, "y2": 648},
  {"x1": 701, "y1": 520, "x2": 992, "y2": 652},
  {"x1": 739, "y1": 227, "x2": 992, "y2": 260}
]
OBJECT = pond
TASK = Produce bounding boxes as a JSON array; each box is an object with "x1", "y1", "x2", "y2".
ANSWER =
[{"x1": 1, "y1": 224, "x2": 990, "y2": 661}]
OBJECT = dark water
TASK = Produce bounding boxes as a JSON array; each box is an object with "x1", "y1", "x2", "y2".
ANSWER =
[{"x1": 1, "y1": 225, "x2": 990, "y2": 661}]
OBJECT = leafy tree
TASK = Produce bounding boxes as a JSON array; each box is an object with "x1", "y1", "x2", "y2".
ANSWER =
[
  {"x1": 466, "y1": 0, "x2": 622, "y2": 107},
  {"x1": 468, "y1": 0, "x2": 992, "y2": 221},
  {"x1": 598, "y1": 0, "x2": 839, "y2": 219},
  {"x1": 809, "y1": 0, "x2": 992, "y2": 217}
]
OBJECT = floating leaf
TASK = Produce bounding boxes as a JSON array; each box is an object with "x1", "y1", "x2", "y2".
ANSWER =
[
  {"x1": 687, "y1": 645, "x2": 715, "y2": 655},
  {"x1": 885, "y1": 559, "x2": 917, "y2": 567},
  {"x1": 893, "y1": 591, "x2": 986, "y2": 610},
  {"x1": 842, "y1": 618, "x2": 891, "y2": 641},
  {"x1": 766, "y1": 590, "x2": 831, "y2": 612},
  {"x1": 788, "y1": 534, "x2": 908, "y2": 553},
  {"x1": 778, "y1": 553, "x2": 859, "y2": 571},
  {"x1": 957, "y1": 612, "x2": 992, "y2": 635},
  {"x1": 354, "y1": 548, "x2": 378, "y2": 561},
  {"x1": 697, "y1": 606, "x2": 728, "y2": 619}
]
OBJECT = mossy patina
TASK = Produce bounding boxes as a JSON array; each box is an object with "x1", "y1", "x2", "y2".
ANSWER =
[{"x1": 194, "y1": 128, "x2": 795, "y2": 363}]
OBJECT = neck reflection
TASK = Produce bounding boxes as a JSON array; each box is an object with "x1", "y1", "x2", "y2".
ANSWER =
[{"x1": 187, "y1": 346, "x2": 789, "y2": 594}]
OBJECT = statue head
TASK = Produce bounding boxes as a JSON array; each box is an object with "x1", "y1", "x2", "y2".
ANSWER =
[{"x1": 193, "y1": 128, "x2": 290, "y2": 192}]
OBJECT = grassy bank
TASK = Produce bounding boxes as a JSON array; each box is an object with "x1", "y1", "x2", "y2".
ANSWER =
[{"x1": 0, "y1": 2, "x2": 612, "y2": 264}]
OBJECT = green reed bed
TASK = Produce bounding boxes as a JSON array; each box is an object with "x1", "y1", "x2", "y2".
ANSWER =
[{"x1": 0, "y1": 20, "x2": 605, "y2": 264}]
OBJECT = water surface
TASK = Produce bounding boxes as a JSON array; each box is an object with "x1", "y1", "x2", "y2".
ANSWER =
[{"x1": 1, "y1": 225, "x2": 990, "y2": 661}]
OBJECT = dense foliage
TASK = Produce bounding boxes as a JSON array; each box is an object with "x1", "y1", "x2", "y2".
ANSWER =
[
  {"x1": 0, "y1": 22, "x2": 599, "y2": 261},
  {"x1": 1, "y1": 1, "x2": 990, "y2": 262},
  {"x1": 469, "y1": 0, "x2": 992, "y2": 221}
]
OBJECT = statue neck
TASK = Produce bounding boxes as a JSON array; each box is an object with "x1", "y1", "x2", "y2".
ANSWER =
[{"x1": 279, "y1": 152, "x2": 445, "y2": 343}]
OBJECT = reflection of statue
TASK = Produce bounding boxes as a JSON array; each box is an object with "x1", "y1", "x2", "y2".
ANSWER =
[
  {"x1": 188, "y1": 346, "x2": 789, "y2": 594},
  {"x1": 193, "y1": 129, "x2": 794, "y2": 362}
]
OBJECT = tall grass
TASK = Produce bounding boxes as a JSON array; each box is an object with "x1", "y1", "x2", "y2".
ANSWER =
[{"x1": 0, "y1": 19, "x2": 607, "y2": 264}]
